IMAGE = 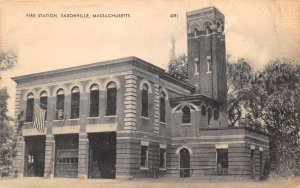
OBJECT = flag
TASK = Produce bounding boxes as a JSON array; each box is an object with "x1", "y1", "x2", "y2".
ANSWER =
[{"x1": 33, "y1": 104, "x2": 46, "y2": 132}]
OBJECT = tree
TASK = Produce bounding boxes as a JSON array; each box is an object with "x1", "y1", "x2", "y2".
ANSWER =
[
  {"x1": 242, "y1": 59, "x2": 300, "y2": 176},
  {"x1": 0, "y1": 88, "x2": 14, "y2": 176},
  {"x1": 166, "y1": 37, "x2": 188, "y2": 81},
  {"x1": 227, "y1": 58, "x2": 300, "y2": 176},
  {"x1": 167, "y1": 54, "x2": 188, "y2": 81},
  {"x1": 227, "y1": 57, "x2": 254, "y2": 127},
  {"x1": 0, "y1": 50, "x2": 17, "y2": 176},
  {"x1": 0, "y1": 50, "x2": 17, "y2": 71}
]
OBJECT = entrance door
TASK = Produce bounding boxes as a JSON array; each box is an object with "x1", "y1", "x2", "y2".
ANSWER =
[
  {"x1": 24, "y1": 136, "x2": 45, "y2": 177},
  {"x1": 88, "y1": 132, "x2": 116, "y2": 179},
  {"x1": 180, "y1": 148, "x2": 190, "y2": 178},
  {"x1": 55, "y1": 134, "x2": 79, "y2": 178}
]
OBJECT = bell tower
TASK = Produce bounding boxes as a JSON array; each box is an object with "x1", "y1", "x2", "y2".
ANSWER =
[{"x1": 186, "y1": 7, "x2": 227, "y2": 106}]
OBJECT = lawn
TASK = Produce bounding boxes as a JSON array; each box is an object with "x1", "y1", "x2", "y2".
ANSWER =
[{"x1": 0, "y1": 177, "x2": 299, "y2": 188}]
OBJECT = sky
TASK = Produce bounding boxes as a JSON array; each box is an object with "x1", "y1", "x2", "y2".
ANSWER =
[{"x1": 0, "y1": 0, "x2": 299, "y2": 117}]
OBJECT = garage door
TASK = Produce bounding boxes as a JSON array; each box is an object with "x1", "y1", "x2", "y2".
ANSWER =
[{"x1": 55, "y1": 149, "x2": 78, "y2": 178}]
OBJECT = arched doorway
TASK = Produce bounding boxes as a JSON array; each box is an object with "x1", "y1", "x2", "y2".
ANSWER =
[{"x1": 179, "y1": 148, "x2": 190, "y2": 178}]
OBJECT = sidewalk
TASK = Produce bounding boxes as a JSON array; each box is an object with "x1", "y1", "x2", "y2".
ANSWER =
[{"x1": 0, "y1": 177, "x2": 299, "y2": 188}]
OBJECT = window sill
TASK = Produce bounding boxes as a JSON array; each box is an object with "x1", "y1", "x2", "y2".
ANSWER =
[
  {"x1": 140, "y1": 167, "x2": 149, "y2": 171},
  {"x1": 194, "y1": 73, "x2": 199, "y2": 76},
  {"x1": 159, "y1": 168, "x2": 167, "y2": 171},
  {"x1": 104, "y1": 115, "x2": 117, "y2": 118},
  {"x1": 69, "y1": 118, "x2": 80, "y2": 121},
  {"x1": 87, "y1": 117, "x2": 100, "y2": 119},
  {"x1": 159, "y1": 122, "x2": 166, "y2": 125},
  {"x1": 206, "y1": 71, "x2": 212, "y2": 74},
  {"x1": 181, "y1": 123, "x2": 191, "y2": 126},
  {"x1": 53, "y1": 119, "x2": 63, "y2": 122},
  {"x1": 24, "y1": 122, "x2": 32, "y2": 124},
  {"x1": 141, "y1": 116, "x2": 150, "y2": 120}
]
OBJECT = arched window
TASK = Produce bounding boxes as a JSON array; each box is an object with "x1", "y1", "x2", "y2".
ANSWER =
[
  {"x1": 205, "y1": 26, "x2": 211, "y2": 35},
  {"x1": 71, "y1": 87, "x2": 80, "y2": 119},
  {"x1": 208, "y1": 107, "x2": 212, "y2": 125},
  {"x1": 193, "y1": 28, "x2": 199, "y2": 37},
  {"x1": 40, "y1": 91, "x2": 48, "y2": 120},
  {"x1": 160, "y1": 91, "x2": 166, "y2": 123},
  {"x1": 201, "y1": 105, "x2": 206, "y2": 116},
  {"x1": 89, "y1": 84, "x2": 99, "y2": 117},
  {"x1": 213, "y1": 109, "x2": 219, "y2": 120},
  {"x1": 216, "y1": 22, "x2": 223, "y2": 33},
  {"x1": 56, "y1": 89, "x2": 65, "y2": 120},
  {"x1": 106, "y1": 82, "x2": 117, "y2": 116},
  {"x1": 25, "y1": 93, "x2": 34, "y2": 122},
  {"x1": 141, "y1": 84, "x2": 149, "y2": 117},
  {"x1": 182, "y1": 106, "x2": 191, "y2": 124}
]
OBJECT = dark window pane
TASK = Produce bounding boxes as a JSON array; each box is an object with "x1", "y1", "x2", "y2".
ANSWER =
[
  {"x1": 208, "y1": 108, "x2": 212, "y2": 125},
  {"x1": 179, "y1": 148, "x2": 190, "y2": 177},
  {"x1": 160, "y1": 97, "x2": 166, "y2": 122},
  {"x1": 182, "y1": 106, "x2": 191, "y2": 124},
  {"x1": 142, "y1": 89, "x2": 148, "y2": 117},
  {"x1": 260, "y1": 151, "x2": 263, "y2": 176},
  {"x1": 251, "y1": 149, "x2": 255, "y2": 175},
  {"x1": 207, "y1": 59, "x2": 212, "y2": 72},
  {"x1": 71, "y1": 92, "x2": 80, "y2": 118},
  {"x1": 201, "y1": 105, "x2": 206, "y2": 116},
  {"x1": 26, "y1": 98, "x2": 34, "y2": 122},
  {"x1": 217, "y1": 149, "x2": 228, "y2": 169},
  {"x1": 160, "y1": 148, "x2": 166, "y2": 168},
  {"x1": 213, "y1": 109, "x2": 219, "y2": 120},
  {"x1": 141, "y1": 145, "x2": 148, "y2": 167},
  {"x1": 106, "y1": 87, "x2": 117, "y2": 116},
  {"x1": 89, "y1": 90, "x2": 99, "y2": 117},
  {"x1": 56, "y1": 94, "x2": 64, "y2": 119},
  {"x1": 40, "y1": 96, "x2": 47, "y2": 120}
]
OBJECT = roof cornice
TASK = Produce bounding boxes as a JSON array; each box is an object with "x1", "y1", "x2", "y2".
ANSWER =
[{"x1": 11, "y1": 56, "x2": 195, "y2": 91}]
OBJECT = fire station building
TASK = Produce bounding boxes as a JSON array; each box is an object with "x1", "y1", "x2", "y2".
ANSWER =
[{"x1": 12, "y1": 7, "x2": 269, "y2": 179}]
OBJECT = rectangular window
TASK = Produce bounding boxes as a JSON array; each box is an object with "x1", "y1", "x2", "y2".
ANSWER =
[
  {"x1": 89, "y1": 90, "x2": 99, "y2": 117},
  {"x1": 207, "y1": 56, "x2": 212, "y2": 73},
  {"x1": 25, "y1": 98, "x2": 34, "y2": 122},
  {"x1": 260, "y1": 151, "x2": 263, "y2": 176},
  {"x1": 194, "y1": 58, "x2": 199, "y2": 74},
  {"x1": 251, "y1": 149, "x2": 255, "y2": 176},
  {"x1": 71, "y1": 92, "x2": 80, "y2": 119},
  {"x1": 141, "y1": 145, "x2": 149, "y2": 168},
  {"x1": 56, "y1": 94, "x2": 64, "y2": 120},
  {"x1": 142, "y1": 90, "x2": 148, "y2": 117},
  {"x1": 159, "y1": 148, "x2": 166, "y2": 168},
  {"x1": 207, "y1": 59, "x2": 212, "y2": 72},
  {"x1": 217, "y1": 149, "x2": 228, "y2": 169}
]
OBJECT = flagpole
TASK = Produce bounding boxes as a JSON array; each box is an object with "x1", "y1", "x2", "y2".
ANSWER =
[
  {"x1": 36, "y1": 101, "x2": 66, "y2": 116},
  {"x1": 37, "y1": 101, "x2": 59, "y2": 112},
  {"x1": 35, "y1": 101, "x2": 68, "y2": 123}
]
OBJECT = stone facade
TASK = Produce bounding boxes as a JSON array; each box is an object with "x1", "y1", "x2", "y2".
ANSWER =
[{"x1": 12, "y1": 7, "x2": 269, "y2": 180}]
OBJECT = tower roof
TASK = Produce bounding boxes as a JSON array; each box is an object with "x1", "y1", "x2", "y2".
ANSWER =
[{"x1": 186, "y1": 6, "x2": 224, "y2": 19}]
